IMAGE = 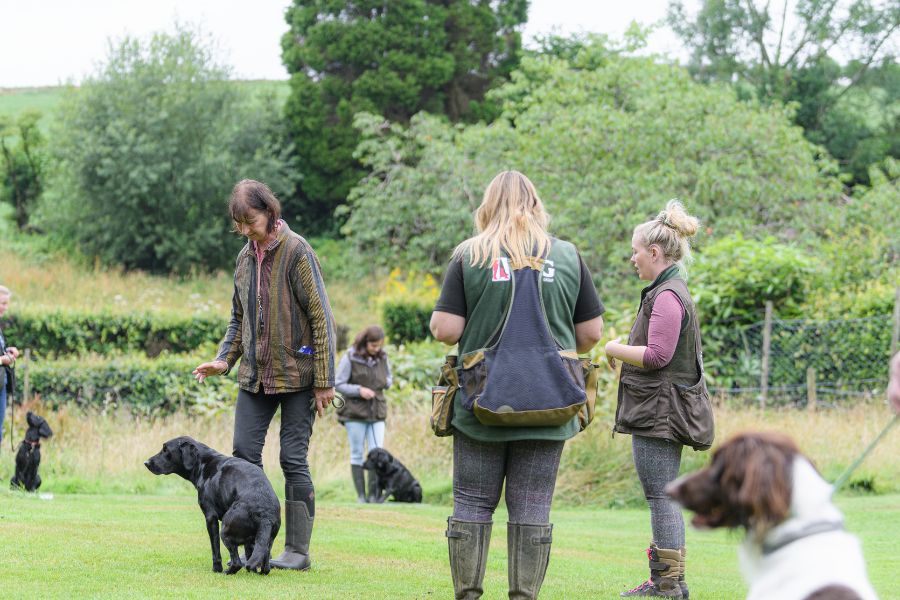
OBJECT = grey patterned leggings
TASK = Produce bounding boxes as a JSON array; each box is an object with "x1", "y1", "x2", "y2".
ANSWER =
[
  {"x1": 452, "y1": 432, "x2": 565, "y2": 523},
  {"x1": 632, "y1": 435, "x2": 685, "y2": 549}
]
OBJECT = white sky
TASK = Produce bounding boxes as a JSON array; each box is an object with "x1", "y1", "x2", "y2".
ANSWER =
[{"x1": 0, "y1": 0, "x2": 681, "y2": 88}]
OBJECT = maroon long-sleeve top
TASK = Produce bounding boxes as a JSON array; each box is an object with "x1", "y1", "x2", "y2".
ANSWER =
[{"x1": 642, "y1": 290, "x2": 685, "y2": 370}]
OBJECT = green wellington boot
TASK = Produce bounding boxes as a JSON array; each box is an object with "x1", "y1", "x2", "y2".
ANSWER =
[
  {"x1": 351, "y1": 465, "x2": 367, "y2": 503},
  {"x1": 446, "y1": 517, "x2": 492, "y2": 599},
  {"x1": 270, "y1": 484, "x2": 313, "y2": 571},
  {"x1": 508, "y1": 522, "x2": 553, "y2": 600}
]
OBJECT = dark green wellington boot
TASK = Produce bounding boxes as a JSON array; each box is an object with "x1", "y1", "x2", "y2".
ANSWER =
[
  {"x1": 446, "y1": 517, "x2": 492, "y2": 599},
  {"x1": 367, "y1": 468, "x2": 380, "y2": 503},
  {"x1": 507, "y1": 522, "x2": 553, "y2": 600},
  {"x1": 271, "y1": 485, "x2": 313, "y2": 571},
  {"x1": 620, "y1": 543, "x2": 683, "y2": 598},
  {"x1": 351, "y1": 465, "x2": 367, "y2": 503}
]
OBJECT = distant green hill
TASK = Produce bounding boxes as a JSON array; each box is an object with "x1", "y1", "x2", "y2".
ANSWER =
[
  {"x1": 0, "y1": 87, "x2": 65, "y2": 127},
  {"x1": 0, "y1": 80, "x2": 289, "y2": 130}
]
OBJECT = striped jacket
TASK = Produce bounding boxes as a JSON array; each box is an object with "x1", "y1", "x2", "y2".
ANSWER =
[{"x1": 215, "y1": 222, "x2": 336, "y2": 393}]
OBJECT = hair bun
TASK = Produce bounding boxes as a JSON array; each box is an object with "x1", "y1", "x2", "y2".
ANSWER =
[{"x1": 659, "y1": 199, "x2": 699, "y2": 238}]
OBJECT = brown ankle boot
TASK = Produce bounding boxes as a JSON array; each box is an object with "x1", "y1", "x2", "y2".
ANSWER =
[{"x1": 620, "y1": 543, "x2": 683, "y2": 598}]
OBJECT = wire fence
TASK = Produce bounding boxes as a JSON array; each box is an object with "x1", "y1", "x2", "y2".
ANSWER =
[{"x1": 705, "y1": 308, "x2": 898, "y2": 408}]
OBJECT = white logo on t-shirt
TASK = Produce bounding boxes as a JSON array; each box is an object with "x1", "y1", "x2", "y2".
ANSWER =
[{"x1": 542, "y1": 260, "x2": 555, "y2": 282}]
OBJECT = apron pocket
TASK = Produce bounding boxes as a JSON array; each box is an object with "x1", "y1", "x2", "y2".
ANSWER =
[
  {"x1": 619, "y1": 373, "x2": 663, "y2": 429},
  {"x1": 669, "y1": 377, "x2": 715, "y2": 450}
]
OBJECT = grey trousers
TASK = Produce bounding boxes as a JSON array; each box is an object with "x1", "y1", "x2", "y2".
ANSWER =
[
  {"x1": 233, "y1": 388, "x2": 316, "y2": 487},
  {"x1": 632, "y1": 434, "x2": 685, "y2": 548},
  {"x1": 452, "y1": 431, "x2": 564, "y2": 523}
]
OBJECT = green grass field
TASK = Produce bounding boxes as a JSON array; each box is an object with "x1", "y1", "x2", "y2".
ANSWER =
[
  {"x1": 0, "y1": 490, "x2": 897, "y2": 599},
  {"x1": 0, "y1": 87, "x2": 64, "y2": 121}
]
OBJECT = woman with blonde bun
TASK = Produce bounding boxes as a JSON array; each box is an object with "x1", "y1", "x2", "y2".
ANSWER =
[{"x1": 606, "y1": 200, "x2": 712, "y2": 599}]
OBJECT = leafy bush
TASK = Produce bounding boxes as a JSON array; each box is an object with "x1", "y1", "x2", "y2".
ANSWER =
[
  {"x1": 690, "y1": 234, "x2": 817, "y2": 390},
  {"x1": 387, "y1": 339, "x2": 447, "y2": 391},
  {"x1": 23, "y1": 353, "x2": 235, "y2": 415},
  {"x1": 383, "y1": 302, "x2": 432, "y2": 345},
  {"x1": 377, "y1": 269, "x2": 439, "y2": 344},
  {"x1": 692, "y1": 233, "x2": 817, "y2": 326},
  {"x1": 0, "y1": 310, "x2": 226, "y2": 358}
]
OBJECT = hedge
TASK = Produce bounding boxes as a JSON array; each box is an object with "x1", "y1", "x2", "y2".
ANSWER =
[
  {"x1": 0, "y1": 311, "x2": 227, "y2": 358},
  {"x1": 383, "y1": 301, "x2": 432, "y2": 344},
  {"x1": 17, "y1": 353, "x2": 236, "y2": 415}
]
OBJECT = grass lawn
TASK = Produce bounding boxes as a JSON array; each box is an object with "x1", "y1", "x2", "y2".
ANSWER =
[{"x1": 1, "y1": 491, "x2": 897, "y2": 599}]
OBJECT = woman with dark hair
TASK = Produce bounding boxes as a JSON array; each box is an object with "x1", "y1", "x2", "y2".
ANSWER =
[
  {"x1": 430, "y1": 170, "x2": 604, "y2": 598},
  {"x1": 335, "y1": 325, "x2": 393, "y2": 503},
  {"x1": 193, "y1": 179, "x2": 337, "y2": 572}
]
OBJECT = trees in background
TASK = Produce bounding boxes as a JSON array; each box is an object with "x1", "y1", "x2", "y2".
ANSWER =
[
  {"x1": 0, "y1": 110, "x2": 45, "y2": 230},
  {"x1": 668, "y1": 0, "x2": 899, "y2": 185},
  {"x1": 37, "y1": 25, "x2": 296, "y2": 274},
  {"x1": 281, "y1": 0, "x2": 528, "y2": 231},
  {"x1": 342, "y1": 43, "x2": 844, "y2": 298}
]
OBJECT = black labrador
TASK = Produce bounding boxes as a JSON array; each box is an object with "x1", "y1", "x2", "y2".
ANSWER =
[
  {"x1": 10, "y1": 411, "x2": 53, "y2": 492},
  {"x1": 362, "y1": 447, "x2": 423, "y2": 503},
  {"x1": 144, "y1": 436, "x2": 281, "y2": 575}
]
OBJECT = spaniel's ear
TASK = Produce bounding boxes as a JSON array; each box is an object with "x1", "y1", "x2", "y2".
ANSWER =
[
  {"x1": 729, "y1": 437, "x2": 794, "y2": 535},
  {"x1": 38, "y1": 419, "x2": 53, "y2": 439}
]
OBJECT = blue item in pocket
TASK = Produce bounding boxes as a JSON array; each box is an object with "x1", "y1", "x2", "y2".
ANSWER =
[{"x1": 298, "y1": 346, "x2": 315, "y2": 355}]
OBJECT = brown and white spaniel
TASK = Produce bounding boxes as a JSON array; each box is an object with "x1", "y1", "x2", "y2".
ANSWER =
[{"x1": 666, "y1": 432, "x2": 878, "y2": 600}]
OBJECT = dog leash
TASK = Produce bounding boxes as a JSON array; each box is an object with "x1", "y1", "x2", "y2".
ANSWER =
[
  {"x1": 832, "y1": 413, "x2": 899, "y2": 492},
  {"x1": 8, "y1": 365, "x2": 14, "y2": 453}
]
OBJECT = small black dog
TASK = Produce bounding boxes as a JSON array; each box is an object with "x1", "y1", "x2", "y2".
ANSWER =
[
  {"x1": 10, "y1": 411, "x2": 53, "y2": 492},
  {"x1": 362, "y1": 447, "x2": 423, "y2": 503},
  {"x1": 144, "y1": 436, "x2": 281, "y2": 575}
]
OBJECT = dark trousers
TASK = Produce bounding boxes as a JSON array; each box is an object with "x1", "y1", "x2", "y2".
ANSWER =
[{"x1": 233, "y1": 388, "x2": 316, "y2": 487}]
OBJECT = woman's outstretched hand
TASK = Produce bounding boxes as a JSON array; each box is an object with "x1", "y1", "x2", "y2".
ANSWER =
[{"x1": 193, "y1": 360, "x2": 228, "y2": 383}]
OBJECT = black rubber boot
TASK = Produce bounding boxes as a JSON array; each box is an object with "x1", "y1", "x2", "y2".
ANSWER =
[
  {"x1": 620, "y1": 543, "x2": 683, "y2": 598},
  {"x1": 446, "y1": 517, "x2": 492, "y2": 599},
  {"x1": 367, "y1": 468, "x2": 380, "y2": 503},
  {"x1": 507, "y1": 522, "x2": 553, "y2": 600},
  {"x1": 271, "y1": 484, "x2": 313, "y2": 571},
  {"x1": 351, "y1": 465, "x2": 367, "y2": 503}
]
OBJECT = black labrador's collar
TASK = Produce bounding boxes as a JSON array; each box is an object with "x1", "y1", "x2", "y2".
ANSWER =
[
  {"x1": 761, "y1": 520, "x2": 845, "y2": 555},
  {"x1": 22, "y1": 440, "x2": 41, "y2": 449}
]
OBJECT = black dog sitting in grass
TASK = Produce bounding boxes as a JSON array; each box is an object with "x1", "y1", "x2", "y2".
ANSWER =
[
  {"x1": 363, "y1": 447, "x2": 423, "y2": 503},
  {"x1": 144, "y1": 436, "x2": 281, "y2": 575},
  {"x1": 10, "y1": 411, "x2": 53, "y2": 492}
]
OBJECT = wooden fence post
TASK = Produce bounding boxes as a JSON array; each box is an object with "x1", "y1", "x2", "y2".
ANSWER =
[
  {"x1": 807, "y1": 367, "x2": 817, "y2": 412},
  {"x1": 760, "y1": 301, "x2": 773, "y2": 410}
]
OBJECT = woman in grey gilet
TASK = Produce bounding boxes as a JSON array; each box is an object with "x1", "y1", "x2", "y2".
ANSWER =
[
  {"x1": 606, "y1": 200, "x2": 712, "y2": 599},
  {"x1": 335, "y1": 325, "x2": 392, "y2": 502}
]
